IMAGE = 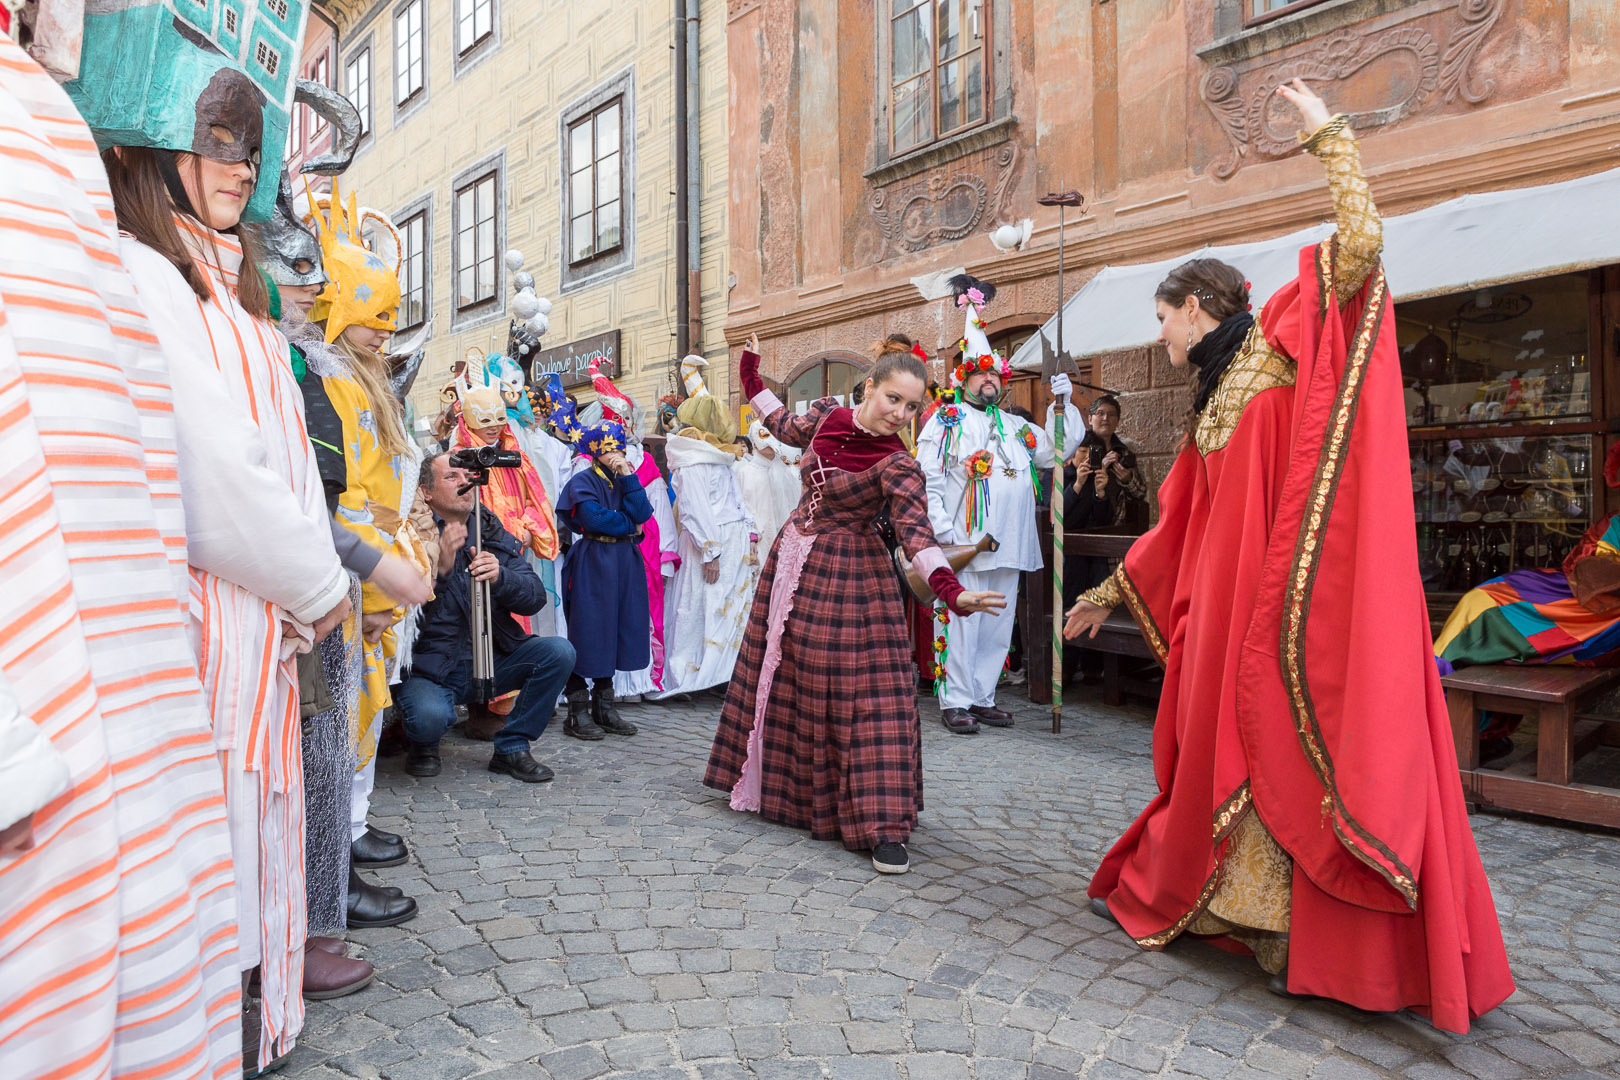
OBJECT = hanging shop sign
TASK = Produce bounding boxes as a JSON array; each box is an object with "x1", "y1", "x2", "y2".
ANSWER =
[{"x1": 530, "y1": 329, "x2": 620, "y2": 389}]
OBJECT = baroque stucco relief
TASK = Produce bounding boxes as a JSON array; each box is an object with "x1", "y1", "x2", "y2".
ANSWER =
[
  {"x1": 866, "y1": 140, "x2": 1021, "y2": 258},
  {"x1": 1198, "y1": 0, "x2": 1564, "y2": 180}
]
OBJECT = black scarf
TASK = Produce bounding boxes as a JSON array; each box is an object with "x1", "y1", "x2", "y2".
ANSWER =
[{"x1": 1189, "y1": 311, "x2": 1254, "y2": 415}]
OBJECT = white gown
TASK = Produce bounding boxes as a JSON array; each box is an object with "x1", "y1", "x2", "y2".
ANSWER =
[
  {"x1": 615, "y1": 444, "x2": 679, "y2": 697},
  {"x1": 655, "y1": 435, "x2": 758, "y2": 696}
]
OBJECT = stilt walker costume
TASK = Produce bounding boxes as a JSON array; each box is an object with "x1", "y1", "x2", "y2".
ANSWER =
[
  {"x1": 658, "y1": 355, "x2": 759, "y2": 695},
  {"x1": 1074, "y1": 110, "x2": 1512, "y2": 1031},
  {"x1": 705, "y1": 346, "x2": 982, "y2": 871},
  {"x1": 917, "y1": 276, "x2": 1080, "y2": 731},
  {"x1": 68, "y1": 0, "x2": 356, "y2": 1065},
  {"x1": 0, "y1": 37, "x2": 239, "y2": 1079},
  {"x1": 553, "y1": 405, "x2": 653, "y2": 737}
]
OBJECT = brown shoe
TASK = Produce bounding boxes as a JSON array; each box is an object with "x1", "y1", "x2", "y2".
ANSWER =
[
  {"x1": 464, "y1": 703, "x2": 507, "y2": 741},
  {"x1": 940, "y1": 708, "x2": 980, "y2": 735},
  {"x1": 302, "y1": 943, "x2": 374, "y2": 1000},
  {"x1": 969, "y1": 704, "x2": 1013, "y2": 727},
  {"x1": 307, "y1": 936, "x2": 346, "y2": 957}
]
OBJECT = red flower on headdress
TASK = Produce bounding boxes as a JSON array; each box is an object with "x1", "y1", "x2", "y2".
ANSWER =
[{"x1": 977, "y1": 356, "x2": 993, "y2": 371}]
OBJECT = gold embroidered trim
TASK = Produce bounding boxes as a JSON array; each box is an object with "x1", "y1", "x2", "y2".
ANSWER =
[
  {"x1": 1277, "y1": 267, "x2": 1418, "y2": 909},
  {"x1": 1194, "y1": 324, "x2": 1296, "y2": 456},
  {"x1": 1116, "y1": 566, "x2": 1168, "y2": 667},
  {"x1": 1298, "y1": 113, "x2": 1351, "y2": 153},
  {"x1": 1213, "y1": 781, "x2": 1252, "y2": 844},
  {"x1": 1134, "y1": 868, "x2": 1222, "y2": 950},
  {"x1": 1078, "y1": 573, "x2": 1123, "y2": 611}
]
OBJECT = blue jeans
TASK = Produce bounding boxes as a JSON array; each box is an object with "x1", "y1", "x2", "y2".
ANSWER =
[{"x1": 397, "y1": 635, "x2": 577, "y2": 756}]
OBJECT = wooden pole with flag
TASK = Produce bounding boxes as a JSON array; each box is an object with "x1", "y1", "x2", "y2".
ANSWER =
[{"x1": 1036, "y1": 190, "x2": 1084, "y2": 734}]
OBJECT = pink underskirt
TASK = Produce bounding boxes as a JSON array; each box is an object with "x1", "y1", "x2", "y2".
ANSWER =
[{"x1": 730, "y1": 520, "x2": 817, "y2": 812}]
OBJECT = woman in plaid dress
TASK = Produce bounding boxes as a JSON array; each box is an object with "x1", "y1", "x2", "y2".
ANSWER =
[{"x1": 705, "y1": 336, "x2": 1005, "y2": 875}]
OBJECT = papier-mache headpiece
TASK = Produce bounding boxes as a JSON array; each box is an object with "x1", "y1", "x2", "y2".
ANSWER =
[
  {"x1": 680, "y1": 353, "x2": 712, "y2": 398},
  {"x1": 946, "y1": 273, "x2": 1010, "y2": 390},
  {"x1": 529, "y1": 372, "x2": 567, "y2": 423},
  {"x1": 549, "y1": 397, "x2": 626, "y2": 460},
  {"x1": 302, "y1": 180, "x2": 402, "y2": 343},
  {"x1": 588, "y1": 358, "x2": 635, "y2": 427},
  {"x1": 254, "y1": 81, "x2": 363, "y2": 289},
  {"x1": 63, "y1": 0, "x2": 312, "y2": 224},
  {"x1": 455, "y1": 348, "x2": 509, "y2": 430},
  {"x1": 486, "y1": 353, "x2": 535, "y2": 429}
]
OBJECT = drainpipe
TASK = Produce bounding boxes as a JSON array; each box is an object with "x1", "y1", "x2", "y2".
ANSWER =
[
  {"x1": 674, "y1": 0, "x2": 691, "y2": 361},
  {"x1": 686, "y1": 0, "x2": 702, "y2": 354}
]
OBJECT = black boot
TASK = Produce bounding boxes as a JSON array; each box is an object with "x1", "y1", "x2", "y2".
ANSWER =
[
  {"x1": 592, "y1": 683, "x2": 637, "y2": 736},
  {"x1": 346, "y1": 866, "x2": 418, "y2": 928},
  {"x1": 564, "y1": 688, "x2": 604, "y2": 740}
]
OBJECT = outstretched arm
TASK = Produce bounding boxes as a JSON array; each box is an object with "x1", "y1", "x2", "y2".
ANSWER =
[{"x1": 1279, "y1": 79, "x2": 1382, "y2": 303}]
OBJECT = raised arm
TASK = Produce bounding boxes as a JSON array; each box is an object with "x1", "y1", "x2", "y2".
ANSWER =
[
  {"x1": 1278, "y1": 80, "x2": 1382, "y2": 304},
  {"x1": 738, "y1": 346, "x2": 832, "y2": 448}
]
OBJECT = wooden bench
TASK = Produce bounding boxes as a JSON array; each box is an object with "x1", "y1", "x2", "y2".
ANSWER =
[
  {"x1": 1019, "y1": 524, "x2": 1157, "y2": 730},
  {"x1": 1441, "y1": 664, "x2": 1620, "y2": 828}
]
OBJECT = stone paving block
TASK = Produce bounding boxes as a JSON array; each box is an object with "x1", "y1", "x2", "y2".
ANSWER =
[
  {"x1": 538, "y1": 1045, "x2": 610, "y2": 1080},
  {"x1": 784, "y1": 1021, "x2": 851, "y2": 1056},
  {"x1": 829, "y1": 1058, "x2": 902, "y2": 1080},
  {"x1": 542, "y1": 1007, "x2": 622, "y2": 1046}
]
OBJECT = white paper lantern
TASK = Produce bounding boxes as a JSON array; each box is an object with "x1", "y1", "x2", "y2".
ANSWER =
[
  {"x1": 513, "y1": 270, "x2": 535, "y2": 291},
  {"x1": 512, "y1": 289, "x2": 540, "y2": 319},
  {"x1": 526, "y1": 313, "x2": 549, "y2": 337},
  {"x1": 503, "y1": 249, "x2": 526, "y2": 272}
]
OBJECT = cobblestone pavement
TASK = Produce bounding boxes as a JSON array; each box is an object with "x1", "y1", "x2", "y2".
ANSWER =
[{"x1": 286, "y1": 687, "x2": 1620, "y2": 1080}]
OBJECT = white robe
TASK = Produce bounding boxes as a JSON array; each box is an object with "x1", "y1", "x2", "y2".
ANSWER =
[
  {"x1": 615, "y1": 444, "x2": 679, "y2": 697},
  {"x1": 916, "y1": 401, "x2": 1082, "y2": 709},
  {"x1": 655, "y1": 435, "x2": 758, "y2": 696},
  {"x1": 733, "y1": 452, "x2": 792, "y2": 553}
]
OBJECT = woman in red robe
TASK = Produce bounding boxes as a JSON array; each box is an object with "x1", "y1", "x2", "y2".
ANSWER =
[{"x1": 1064, "y1": 81, "x2": 1512, "y2": 1033}]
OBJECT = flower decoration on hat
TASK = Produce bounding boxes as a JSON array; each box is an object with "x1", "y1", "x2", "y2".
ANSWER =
[
  {"x1": 303, "y1": 180, "x2": 402, "y2": 344},
  {"x1": 945, "y1": 273, "x2": 1009, "y2": 391}
]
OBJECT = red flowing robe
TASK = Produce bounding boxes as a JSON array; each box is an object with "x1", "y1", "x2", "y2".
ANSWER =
[{"x1": 1093, "y1": 241, "x2": 1513, "y2": 1033}]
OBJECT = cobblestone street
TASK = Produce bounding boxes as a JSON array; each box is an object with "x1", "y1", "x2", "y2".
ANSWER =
[{"x1": 286, "y1": 690, "x2": 1620, "y2": 1080}]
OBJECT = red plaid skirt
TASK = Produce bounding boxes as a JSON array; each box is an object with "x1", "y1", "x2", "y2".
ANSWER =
[{"x1": 705, "y1": 524, "x2": 923, "y2": 850}]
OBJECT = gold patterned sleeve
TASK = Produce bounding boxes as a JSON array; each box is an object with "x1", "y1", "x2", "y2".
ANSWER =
[
  {"x1": 1078, "y1": 569, "x2": 1123, "y2": 611},
  {"x1": 1301, "y1": 114, "x2": 1382, "y2": 302}
]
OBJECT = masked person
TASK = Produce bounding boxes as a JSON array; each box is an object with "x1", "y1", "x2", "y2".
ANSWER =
[
  {"x1": 733, "y1": 419, "x2": 799, "y2": 555},
  {"x1": 656, "y1": 355, "x2": 760, "y2": 697},
  {"x1": 70, "y1": 9, "x2": 357, "y2": 1070},
  {"x1": 1063, "y1": 82, "x2": 1511, "y2": 1032},
  {"x1": 551, "y1": 405, "x2": 654, "y2": 737},
  {"x1": 917, "y1": 277, "x2": 1082, "y2": 734},
  {"x1": 0, "y1": 34, "x2": 240, "y2": 1080}
]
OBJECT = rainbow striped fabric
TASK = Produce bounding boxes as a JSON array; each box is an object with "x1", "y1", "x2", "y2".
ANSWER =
[
  {"x1": 0, "y1": 38, "x2": 241, "y2": 1080},
  {"x1": 1435, "y1": 563, "x2": 1620, "y2": 672}
]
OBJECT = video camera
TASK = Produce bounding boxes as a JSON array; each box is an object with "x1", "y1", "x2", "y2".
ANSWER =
[{"x1": 450, "y1": 445, "x2": 523, "y2": 472}]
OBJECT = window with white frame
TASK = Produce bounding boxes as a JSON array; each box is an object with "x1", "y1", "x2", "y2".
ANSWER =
[
  {"x1": 454, "y1": 171, "x2": 498, "y2": 311},
  {"x1": 456, "y1": 0, "x2": 494, "y2": 57},
  {"x1": 399, "y1": 209, "x2": 428, "y2": 330},
  {"x1": 310, "y1": 53, "x2": 330, "y2": 136},
  {"x1": 565, "y1": 98, "x2": 623, "y2": 265},
  {"x1": 345, "y1": 46, "x2": 372, "y2": 137},
  {"x1": 395, "y1": 0, "x2": 425, "y2": 106},
  {"x1": 888, "y1": 0, "x2": 988, "y2": 156}
]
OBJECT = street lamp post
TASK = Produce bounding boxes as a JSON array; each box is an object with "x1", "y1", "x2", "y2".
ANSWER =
[{"x1": 1035, "y1": 189, "x2": 1084, "y2": 734}]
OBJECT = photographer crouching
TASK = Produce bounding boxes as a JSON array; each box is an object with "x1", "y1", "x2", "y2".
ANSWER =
[{"x1": 398, "y1": 451, "x2": 576, "y2": 782}]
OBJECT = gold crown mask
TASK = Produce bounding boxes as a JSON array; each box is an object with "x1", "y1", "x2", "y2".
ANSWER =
[{"x1": 305, "y1": 180, "x2": 403, "y2": 344}]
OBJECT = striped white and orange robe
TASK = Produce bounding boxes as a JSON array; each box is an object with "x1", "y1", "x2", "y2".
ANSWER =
[
  {"x1": 0, "y1": 41, "x2": 241, "y2": 1080},
  {"x1": 119, "y1": 212, "x2": 350, "y2": 1059}
]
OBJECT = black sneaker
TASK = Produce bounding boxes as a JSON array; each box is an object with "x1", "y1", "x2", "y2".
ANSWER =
[
  {"x1": 489, "y1": 749, "x2": 555, "y2": 783},
  {"x1": 871, "y1": 842, "x2": 910, "y2": 875},
  {"x1": 404, "y1": 742, "x2": 440, "y2": 777}
]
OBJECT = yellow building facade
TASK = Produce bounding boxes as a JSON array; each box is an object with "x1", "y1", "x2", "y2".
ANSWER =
[{"x1": 321, "y1": 0, "x2": 730, "y2": 424}]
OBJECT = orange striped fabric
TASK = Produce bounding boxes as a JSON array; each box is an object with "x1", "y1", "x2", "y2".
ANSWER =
[{"x1": 0, "y1": 39, "x2": 240, "y2": 1080}]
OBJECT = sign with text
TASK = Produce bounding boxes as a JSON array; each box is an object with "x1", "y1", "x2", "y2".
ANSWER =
[{"x1": 529, "y1": 330, "x2": 620, "y2": 389}]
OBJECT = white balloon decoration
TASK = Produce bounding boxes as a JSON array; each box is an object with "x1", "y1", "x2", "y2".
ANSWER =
[
  {"x1": 503, "y1": 249, "x2": 526, "y2": 272},
  {"x1": 526, "y1": 313, "x2": 549, "y2": 337},
  {"x1": 534, "y1": 296, "x2": 552, "y2": 317},
  {"x1": 513, "y1": 270, "x2": 535, "y2": 291},
  {"x1": 512, "y1": 288, "x2": 540, "y2": 319}
]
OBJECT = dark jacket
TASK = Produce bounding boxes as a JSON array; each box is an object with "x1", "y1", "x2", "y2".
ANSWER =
[{"x1": 408, "y1": 508, "x2": 547, "y2": 686}]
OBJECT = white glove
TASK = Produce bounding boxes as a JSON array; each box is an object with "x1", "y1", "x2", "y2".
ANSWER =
[{"x1": 1049, "y1": 372, "x2": 1073, "y2": 399}]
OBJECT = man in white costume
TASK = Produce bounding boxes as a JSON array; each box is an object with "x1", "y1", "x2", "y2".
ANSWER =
[
  {"x1": 917, "y1": 276, "x2": 1081, "y2": 734},
  {"x1": 733, "y1": 419, "x2": 800, "y2": 554},
  {"x1": 657, "y1": 355, "x2": 759, "y2": 696}
]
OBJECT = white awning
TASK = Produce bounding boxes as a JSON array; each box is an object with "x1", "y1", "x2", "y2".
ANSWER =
[{"x1": 1012, "y1": 166, "x2": 1620, "y2": 371}]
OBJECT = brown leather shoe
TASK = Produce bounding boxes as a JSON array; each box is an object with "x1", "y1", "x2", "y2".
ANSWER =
[
  {"x1": 307, "y1": 936, "x2": 346, "y2": 956},
  {"x1": 302, "y1": 943, "x2": 374, "y2": 1000},
  {"x1": 464, "y1": 703, "x2": 507, "y2": 741},
  {"x1": 969, "y1": 704, "x2": 1013, "y2": 727},
  {"x1": 940, "y1": 708, "x2": 980, "y2": 734}
]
